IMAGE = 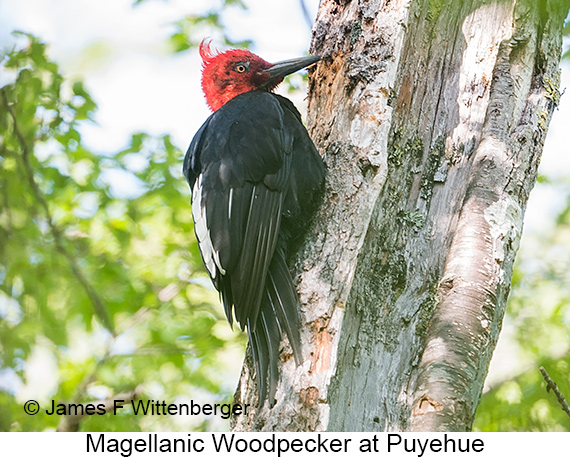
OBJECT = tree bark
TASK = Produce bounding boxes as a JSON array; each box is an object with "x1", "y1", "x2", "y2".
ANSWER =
[{"x1": 232, "y1": 0, "x2": 568, "y2": 431}]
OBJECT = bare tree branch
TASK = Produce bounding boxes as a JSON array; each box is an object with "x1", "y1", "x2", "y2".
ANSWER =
[{"x1": 539, "y1": 366, "x2": 570, "y2": 419}]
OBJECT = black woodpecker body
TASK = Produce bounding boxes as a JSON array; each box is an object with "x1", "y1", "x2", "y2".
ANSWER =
[{"x1": 183, "y1": 41, "x2": 325, "y2": 405}]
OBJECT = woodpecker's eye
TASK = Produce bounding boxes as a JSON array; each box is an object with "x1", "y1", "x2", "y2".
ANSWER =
[{"x1": 234, "y1": 62, "x2": 249, "y2": 73}]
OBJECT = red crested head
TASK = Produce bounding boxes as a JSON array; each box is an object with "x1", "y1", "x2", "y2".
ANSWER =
[
  {"x1": 199, "y1": 40, "x2": 321, "y2": 112},
  {"x1": 200, "y1": 40, "x2": 274, "y2": 112}
]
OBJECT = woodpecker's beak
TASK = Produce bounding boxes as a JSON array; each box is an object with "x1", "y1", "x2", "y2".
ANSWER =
[{"x1": 263, "y1": 55, "x2": 321, "y2": 83}]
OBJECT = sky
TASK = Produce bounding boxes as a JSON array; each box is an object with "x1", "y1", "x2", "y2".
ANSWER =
[{"x1": 1, "y1": 0, "x2": 569, "y2": 394}]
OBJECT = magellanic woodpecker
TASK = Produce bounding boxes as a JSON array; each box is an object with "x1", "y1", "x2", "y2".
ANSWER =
[{"x1": 183, "y1": 40, "x2": 325, "y2": 406}]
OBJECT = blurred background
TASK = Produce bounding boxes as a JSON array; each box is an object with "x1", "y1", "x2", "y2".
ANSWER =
[{"x1": 0, "y1": 0, "x2": 568, "y2": 431}]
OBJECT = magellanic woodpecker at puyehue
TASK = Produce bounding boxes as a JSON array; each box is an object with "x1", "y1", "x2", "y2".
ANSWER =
[{"x1": 183, "y1": 40, "x2": 325, "y2": 406}]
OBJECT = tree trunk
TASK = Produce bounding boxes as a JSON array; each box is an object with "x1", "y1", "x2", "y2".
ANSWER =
[{"x1": 232, "y1": 0, "x2": 568, "y2": 432}]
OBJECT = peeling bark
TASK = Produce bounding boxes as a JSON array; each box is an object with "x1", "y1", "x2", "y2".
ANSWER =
[{"x1": 231, "y1": 0, "x2": 568, "y2": 431}]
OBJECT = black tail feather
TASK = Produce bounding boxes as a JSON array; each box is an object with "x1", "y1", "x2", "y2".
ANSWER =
[
  {"x1": 248, "y1": 245, "x2": 302, "y2": 406},
  {"x1": 259, "y1": 308, "x2": 281, "y2": 403},
  {"x1": 266, "y1": 254, "x2": 302, "y2": 365},
  {"x1": 249, "y1": 324, "x2": 267, "y2": 406}
]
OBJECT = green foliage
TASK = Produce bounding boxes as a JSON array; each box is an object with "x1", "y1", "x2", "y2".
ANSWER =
[
  {"x1": 0, "y1": 33, "x2": 244, "y2": 432},
  {"x1": 475, "y1": 359, "x2": 570, "y2": 431},
  {"x1": 474, "y1": 181, "x2": 570, "y2": 431},
  {"x1": 168, "y1": 1, "x2": 252, "y2": 53},
  {"x1": 131, "y1": 0, "x2": 252, "y2": 52}
]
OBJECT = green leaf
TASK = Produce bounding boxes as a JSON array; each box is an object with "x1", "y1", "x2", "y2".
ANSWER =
[{"x1": 0, "y1": 31, "x2": 242, "y2": 432}]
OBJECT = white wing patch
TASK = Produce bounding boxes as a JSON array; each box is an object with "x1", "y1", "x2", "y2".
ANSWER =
[
  {"x1": 192, "y1": 175, "x2": 226, "y2": 278},
  {"x1": 228, "y1": 187, "x2": 234, "y2": 222}
]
